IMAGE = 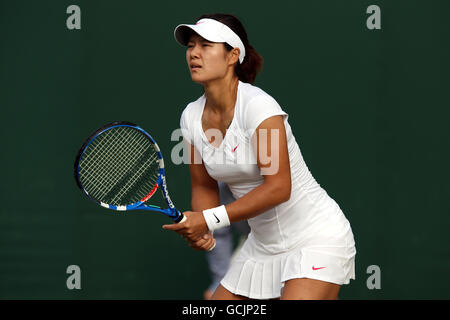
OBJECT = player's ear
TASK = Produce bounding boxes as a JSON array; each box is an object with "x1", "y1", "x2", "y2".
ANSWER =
[{"x1": 226, "y1": 47, "x2": 240, "y2": 66}]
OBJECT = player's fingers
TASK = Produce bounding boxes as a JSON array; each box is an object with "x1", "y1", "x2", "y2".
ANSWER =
[
  {"x1": 202, "y1": 233, "x2": 213, "y2": 240},
  {"x1": 186, "y1": 234, "x2": 202, "y2": 244},
  {"x1": 206, "y1": 238, "x2": 216, "y2": 251},
  {"x1": 187, "y1": 237, "x2": 209, "y2": 250},
  {"x1": 162, "y1": 223, "x2": 185, "y2": 231},
  {"x1": 197, "y1": 237, "x2": 215, "y2": 251},
  {"x1": 201, "y1": 233, "x2": 215, "y2": 249}
]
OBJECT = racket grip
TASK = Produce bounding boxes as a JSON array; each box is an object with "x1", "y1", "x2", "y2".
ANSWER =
[{"x1": 173, "y1": 210, "x2": 186, "y2": 223}]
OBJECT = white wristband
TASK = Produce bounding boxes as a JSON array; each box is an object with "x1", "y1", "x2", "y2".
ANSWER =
[{"x1": 202, "y1": 205, "x2": 230, "y2": 232}]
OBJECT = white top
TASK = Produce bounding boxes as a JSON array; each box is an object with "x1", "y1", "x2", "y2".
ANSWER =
[{"x1": 180, "y1": 80, "x2": 350, "y2": 254}]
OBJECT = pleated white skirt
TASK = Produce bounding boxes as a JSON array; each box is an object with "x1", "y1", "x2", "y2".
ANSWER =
[{"x1": 220, "y1": 230, "x2": 356, "y2": 300}]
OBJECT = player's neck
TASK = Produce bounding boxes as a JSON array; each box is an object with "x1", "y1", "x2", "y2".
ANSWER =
[{"x1": 203, "y1": 76, "x2": 239, "y2": 114}]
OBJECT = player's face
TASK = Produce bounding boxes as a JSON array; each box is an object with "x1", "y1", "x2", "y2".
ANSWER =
[{"x1": 186, "y1": 33, "x2": 230, "y2": 84}]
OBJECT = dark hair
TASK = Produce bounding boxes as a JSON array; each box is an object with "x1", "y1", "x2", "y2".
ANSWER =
[{"x1": 196, "y1": 13, "x2": 263, "y2": 84}]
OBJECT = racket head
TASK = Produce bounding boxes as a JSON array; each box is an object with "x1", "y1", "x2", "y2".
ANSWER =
[{"x1": 74, "y1": 121, "x2": 163, "y2": 211}]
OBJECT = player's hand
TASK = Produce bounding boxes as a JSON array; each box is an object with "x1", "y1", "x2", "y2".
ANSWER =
[
  {"x1": 186, "y1": 232, "x2": 216, "y2": 251},
  {"x1": 162, "y1": 211, "x2": 209, "y2": 242}
]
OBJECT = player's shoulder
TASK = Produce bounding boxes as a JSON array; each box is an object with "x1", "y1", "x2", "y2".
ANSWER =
[
  {"x1": 238, "y1": 81, "x2": 281, "y2": 117},
  {"x1": 239, "y1": 81, "x2": 279, "y2": 108},
  {"x1": 180, "y1": 92, "x2": 205, "y2": 120}
]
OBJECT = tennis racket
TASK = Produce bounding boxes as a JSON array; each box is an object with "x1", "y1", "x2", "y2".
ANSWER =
[{"x1": 74, "y1": 121, "x2": 185, "y2": 223}]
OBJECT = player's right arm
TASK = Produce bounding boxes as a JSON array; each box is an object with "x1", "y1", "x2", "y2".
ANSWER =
[
  {"x1": 187, "y1": 141, "x2": 221, "y2": 211},
  {"x1": 179, "y1": 140, "x2": 219, "y2": 250},
  {"x1": 179, "y1": 108, "x2": 219, "y2": 210}
]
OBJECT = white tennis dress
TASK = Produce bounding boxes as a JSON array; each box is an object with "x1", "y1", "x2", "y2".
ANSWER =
[{"x1": 180, "y1": 80, "x2": 356, "y2": 299}]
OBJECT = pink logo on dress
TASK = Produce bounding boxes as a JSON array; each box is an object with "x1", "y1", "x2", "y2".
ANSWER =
[{"x1": 312, "y1": 266, "x2": 326, "y2": 270}]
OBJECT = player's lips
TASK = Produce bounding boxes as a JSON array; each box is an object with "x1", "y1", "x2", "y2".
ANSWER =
[{"x1": 190, "y1": 63, "x2": 202, "y2": 70}]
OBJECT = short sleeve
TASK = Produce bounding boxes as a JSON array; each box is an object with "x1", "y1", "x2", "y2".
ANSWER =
[
  {"x1": 179, "y1": 107, "x2": 193, "y2": 145},
  {"x1": 244, "y1": 95, "x2": 288, "y2": 136}
]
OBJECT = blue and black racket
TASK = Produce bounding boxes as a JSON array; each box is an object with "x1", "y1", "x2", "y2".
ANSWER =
[{"x1": 74, "y1": 121, "x2": 185, "y2": 223}]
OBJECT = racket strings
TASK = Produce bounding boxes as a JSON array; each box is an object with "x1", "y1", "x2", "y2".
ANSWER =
[
  {"x1": 79, "y1": 126, "x2": 160, "y2": 206},
  {"x1": 81, "y1": 128, "x2": 134, "y2": 193},
  {"x1": 109, "y1": 152, "x2": 159, "y2": 204},
  {"x1": 81, "y1": 128, "x2": 141, "y2": 198},
  {"x1": 88, "y1": 127, "x2": 154, "y2": 198},
  {"x1": 82, "y1": 128, "x2": 157, "y2": 204},
  {"x1": 92, "y1": 128, "x2": 149, "y2": 194}
]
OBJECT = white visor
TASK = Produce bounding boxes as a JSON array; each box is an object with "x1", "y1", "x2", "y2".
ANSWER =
[{"x1": 174, "y1": 18, "x2": 246, "y2": 64}]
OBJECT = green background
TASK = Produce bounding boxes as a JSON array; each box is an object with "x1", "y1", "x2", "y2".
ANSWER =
[{"x1": 1, "y1": 0, "x2": 449, "y2": 299}]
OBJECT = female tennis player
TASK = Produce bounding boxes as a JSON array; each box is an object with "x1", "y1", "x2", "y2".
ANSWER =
[{"x1": 163, "y1": 13, "x2": 356, "y2": 300}]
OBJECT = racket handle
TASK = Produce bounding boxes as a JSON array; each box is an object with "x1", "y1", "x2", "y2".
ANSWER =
[
  {"x1": 178, "y1": 214, "x2": 187, "y2": 223},
  {"x1": 173, "y1": 210, "x2": 186, "y2": 223}
]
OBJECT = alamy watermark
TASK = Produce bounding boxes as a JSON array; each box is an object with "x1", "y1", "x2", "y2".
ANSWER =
[
  {"x1": 66, "y1": 265, "x2": 81, "y2": 290},
  {"x1": 170, "y1": 128, "x2": 280, "y2": 175},
  {"x1": 66, "y1": 5, "x2": 81, "y2": 30},
  {"x1": 366, "y1": 5, "x2": 381, "y2": 30},
  {"x1": 366, "y1": 265, "x2": 381, "y2": 290},
  {"x1": 66, "y1": 4, "x2": 381, "y2": 31},
  {"x1": 65, "y1": 263, "x2": 382, "y2": 291}
]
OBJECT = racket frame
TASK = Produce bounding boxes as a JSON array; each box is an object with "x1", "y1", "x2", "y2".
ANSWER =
[{"x1": 74, "y1": 121, "x2": 184, "y2": 223}]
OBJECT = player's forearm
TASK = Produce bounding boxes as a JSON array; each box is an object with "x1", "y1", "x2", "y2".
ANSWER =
[
  {"x1": 191, "y1": 185, "x2": 220, "y2": 212},
  {"x1": 225, "y1": 181, "x2": 290, "y2": 223}
]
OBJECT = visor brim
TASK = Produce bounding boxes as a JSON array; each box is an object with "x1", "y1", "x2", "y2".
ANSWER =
[{"x1": 174, "y1": 24, "x2": 225, "y2": 46}]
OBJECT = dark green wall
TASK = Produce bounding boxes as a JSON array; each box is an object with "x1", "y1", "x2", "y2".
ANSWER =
[{"x1": 1, "y1": 0, "x2": 449, "y2": 299}]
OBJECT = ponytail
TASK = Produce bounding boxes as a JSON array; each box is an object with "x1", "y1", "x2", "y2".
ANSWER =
[{"x1": 235, "y1": 44, "x2": 263, "y2": 84}]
